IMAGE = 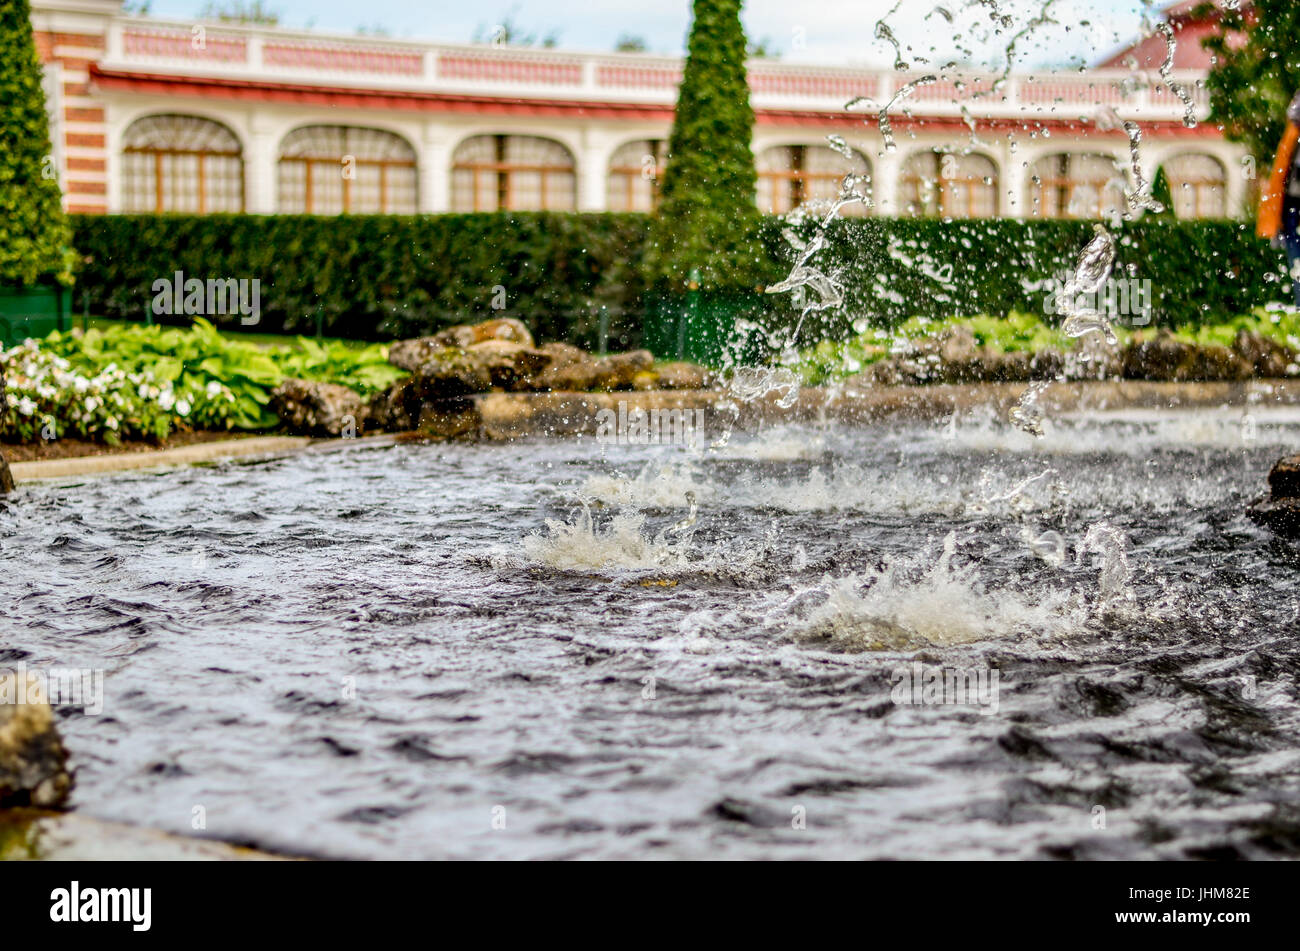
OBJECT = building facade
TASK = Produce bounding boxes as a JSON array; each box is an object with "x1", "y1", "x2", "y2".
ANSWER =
[{"x1": 31, "y1": 0, "x2": 1249, "y2": 221}]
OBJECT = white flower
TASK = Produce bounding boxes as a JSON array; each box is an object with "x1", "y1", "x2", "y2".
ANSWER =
[
  {"x1": 175, "y1": 399, "x2": 191, "y2": 417},
  {"x1": 85, "y1": 396, "x2": 100, "y2": 412},
  {"x1": 16, "y1": 397, "x2": 36, "y2": 416},
  {"x1": 158, "y1": 391, "x2": 175, "y2": 412},
  {"x1": 205, "y1": 380, "x2": 223, "y2": 399}
]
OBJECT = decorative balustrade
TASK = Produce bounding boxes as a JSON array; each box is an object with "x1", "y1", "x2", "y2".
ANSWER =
[{"x1": 103, "y1": 16, "x2": 1208, "y2": 121}]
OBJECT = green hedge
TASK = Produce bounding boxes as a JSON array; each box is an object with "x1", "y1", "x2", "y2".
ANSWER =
[
  {"x1": 69, "y1": 214, "x2": 1289, "y2": 347},
  {"x1": 69, "y1": 213, "x2": 653, "y2": 347}
]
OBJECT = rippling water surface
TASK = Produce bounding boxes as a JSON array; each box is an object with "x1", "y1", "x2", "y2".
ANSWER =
[{"x1": 4, "y1": 407, "x2": 1300, "y2": 859}]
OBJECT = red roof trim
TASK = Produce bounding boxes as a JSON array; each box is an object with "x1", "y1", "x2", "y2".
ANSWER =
[{"x1": 89, "y1": 65, "x2": 1224, "y2": 137}]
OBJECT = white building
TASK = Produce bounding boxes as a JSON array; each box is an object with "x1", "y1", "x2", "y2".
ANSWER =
[{"x1": 31, "y1": 0, "x2": 1248, "y2": 221}]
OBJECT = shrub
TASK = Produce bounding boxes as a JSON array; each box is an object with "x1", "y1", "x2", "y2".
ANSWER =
[
  {"x1": 68, "y1": 214, "x2": 1288, "y2": 347},
  {"x1": 643, "y1": 0, "x2": 766, "y2": 292},
  {"x1": 0, "y1": 0, "x2": 75, "y2": 288}
]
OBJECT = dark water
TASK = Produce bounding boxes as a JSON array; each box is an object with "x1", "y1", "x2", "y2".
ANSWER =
[{"x1": 3, "y1": 407, "x2": 1300, "y2": 859}]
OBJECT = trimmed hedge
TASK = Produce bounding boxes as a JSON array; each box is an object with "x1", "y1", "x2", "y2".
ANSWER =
[
  {"x1": 70, "y1": 213, "x2": 654, "y2": 348},
  {"x1": 69, "y1": 213, "x2": 1289, "y2": 346}
]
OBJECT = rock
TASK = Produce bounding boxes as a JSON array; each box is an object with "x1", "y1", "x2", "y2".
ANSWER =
[
  {"x1": 1122, "y1": 330, "x2": 1196, "y2": 381},
  {"x1": 268, "y1": 378, "x2": 365, "y2": 437},
  {"x1": 415, "y1": 399, "x2": 481, "y2": 439},
  {"x1": 528, "y1": 343, "x2": 600, "y2": 392},
  {"x1": 432, "y1": 317, "x2": 534, "y2": 350},
  {"x1": 1267, "y1": 453, "x2": 1300, "y2": 498},
  {"x1": 1247, "y1": 454, "x2": 1300, "y2": 537},
  {"x1": 650, "y1": 361, "x2": 718, "y2": 390},
  {"x1": 937, "y1": 325, "x2": 979, "y2": 365},
  {"x1": 1233, "y1": 330, "x2": 1298, "y2": 379},
  {"x1": 1122, "y1": 330, "x2": 1252, "y2": 382},
  {"x1": 1247, "y1": 496, "x2": 1300, "y2": 537},
  {"x1": 591, "y1": 350, "x2": 655, "y2": 391},
  {"x1": 390, "y1": 318, "x2": 536, "y2": 372},
  {"x1": 387, "y1": 337, "x2": 450, "y2": 373},
  {"x1": 0, "y1": 670, "x2": 73, "y2": 809},
  {"x1": 366, "y1": 379, "x2": 419, "y2": 433},
  {"x1": 466, "y1": 340, "x2": 553, "y2": 390}
]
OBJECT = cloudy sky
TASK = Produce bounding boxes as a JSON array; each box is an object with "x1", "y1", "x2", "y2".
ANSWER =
[{"x1": 139, "y1": 0, "x2": 1168, "y2": 69}]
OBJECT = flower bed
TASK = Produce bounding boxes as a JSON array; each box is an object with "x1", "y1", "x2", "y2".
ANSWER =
[{"x1": 1, "y1": 319, "x2": 403, "y2": 445}]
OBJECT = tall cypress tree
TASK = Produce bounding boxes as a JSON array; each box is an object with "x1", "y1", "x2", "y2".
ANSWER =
[
  {"x1": 0, "y1": 0, "x2": 74, "y2": 289},
  {"x1": 645, "y1": 0, "x2": 763, "y2": 292},
  {"x1": 1, "y1": 0, "x2": 73, "y2": 493}
]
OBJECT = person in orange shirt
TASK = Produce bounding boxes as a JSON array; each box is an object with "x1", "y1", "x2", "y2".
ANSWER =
[{"x1": 1260, "y1": 91, "x2": 1300, "y2": 307}]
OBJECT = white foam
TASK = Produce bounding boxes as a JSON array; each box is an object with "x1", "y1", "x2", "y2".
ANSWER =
[
  {"x1": 709, "y1": 425, "x2": 826, "y2": 461},
  {"x1": 788, "y1": 533, "x2": 1088, "y2": 651},
  {"x1": 520, "y1": 506, "x2": 693, "y2": 573},
  {"x1": 578, "y1": 462, "x2": 714, "y2": 509}
]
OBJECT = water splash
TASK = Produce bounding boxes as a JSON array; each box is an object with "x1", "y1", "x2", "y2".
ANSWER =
[
  {"x1": 520, "y1": 504, "x2": 692, "y2": 573},
  {"x1": 667, "y1": 491, "x2": 699, "y2": 536},
  {"x1": 1009, "y1": 381, "x2": 1049, "y2": 438},
  {"x1": 856, "y1": 75, "x2": 938, "y2": 154},
  {"x1": 579, "y1": 462, "x2": 714, "y2": 509},
  {"x1": 1122, "y1": 121, "x2": 1165, "y2": 217},
  {"x1": 1058, "y1": 225, "x2": 1119, "y2": 345},
  {"x1": 1021, "y1": 528, "x2": 1066, "y2": 567},
  {"x1": 1155, "y1": 21, "x2": 1198, "y2": 129},
  {"x1": 873, "y1": 5, "x2": 910, "y2": 71},
  {"x1": 1076, "y1": 522, "x2": 1134, "y2": 604},
  {"x1": 792, "y1": 532, "x2": 1085, "y2": 651}
]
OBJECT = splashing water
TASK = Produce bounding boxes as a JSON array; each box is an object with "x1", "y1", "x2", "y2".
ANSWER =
[
  {"x1": 1122, "y1": 121, "x2": 1166, "y2": 217},
  {"x1": 520, "y1": 504, "x2": 693, "y2": 573},
  {"x1": 1057, "y1": 225, "x2": 1119, "y2": 345},
  {"x1": 1155, "y1": 21, "x2": 1198, "y2": 129},
  {"x1": 857, "y1": 75, "x2": 938, "y2": 154},
  {"x1": 1076, "y1": 522, "x2": 1135, "y2": 605},
  {"x1": 667, "y1": 491, "x2": 699, "y2": 536},
  {"x1": 873, "y1": 4, "x2": 910, "y2": 71},
  {"x1": 1021, "y1": 528, "x2": 1067, "y2": 567},
  {"x1": 1009, "y1": 381, "x2": 1050, "y2": 438},
  {"x1": 793, "y1": 532, "x2": 1085, "y2": 651}
]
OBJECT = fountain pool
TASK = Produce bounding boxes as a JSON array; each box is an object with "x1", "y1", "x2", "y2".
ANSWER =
[{"x1": 3, "y1": 405, "x2": 1300, "y2": 859}]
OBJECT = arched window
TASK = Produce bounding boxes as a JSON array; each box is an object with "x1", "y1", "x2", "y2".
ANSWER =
[
  {"x1": 278, "y1": 126, "x2": 417, "y2": 214},
  {"x1": 121, "y1": 114, "x2": 243, "y2": 213},
  {"x1": 757, "y1": 145, "x2": 872, "y2": 216},
  {"x1": 451, "y1": 135, "x2": 577, "y2": 212},
  {"x1": 900, "y1": 150, "x2": 999, "y2": 218},
  {"x1": 1027, "y1": 153, "x2": 1125, "y2": 219},
  {"x1": 607, "y1": 139, "x2": 667, "y2": 212},
  {"x1": 1161, "y1": 153, "x2": 1227, "y2": 218}
]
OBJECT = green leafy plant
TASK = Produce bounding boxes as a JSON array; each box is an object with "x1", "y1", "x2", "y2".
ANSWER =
[
  {"x1": 0, "y1": 0, "x2": 75, "y2": 288},
  {"x1": 793, "y1": 308, "x2": 1300, "y2": 385},
  {"x1": 2, "y1": 319, "x2": 403, "y2": 443}
]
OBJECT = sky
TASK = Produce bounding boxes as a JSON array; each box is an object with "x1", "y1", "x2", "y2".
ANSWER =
[{"x1": 138, "y1": 0, "x2": 1169, "y2": 70}]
